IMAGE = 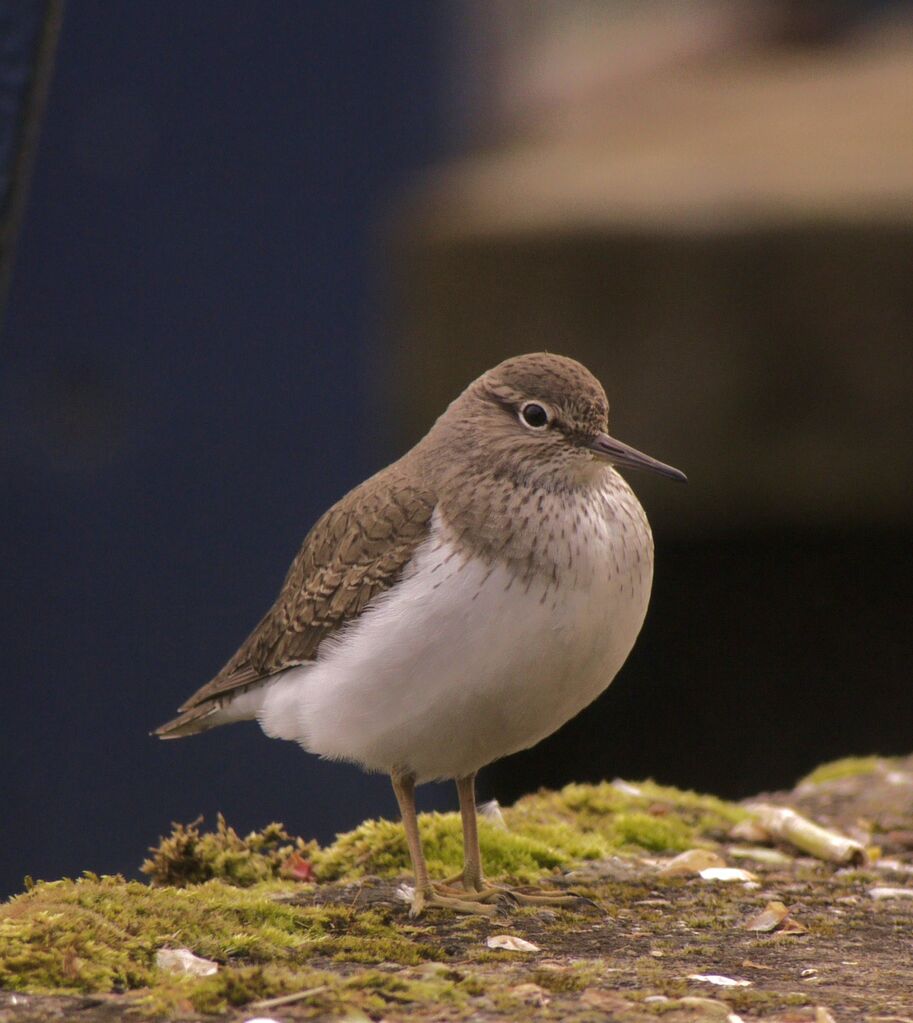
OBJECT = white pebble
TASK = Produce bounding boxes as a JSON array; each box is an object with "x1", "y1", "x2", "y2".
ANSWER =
[{"x1": 688, "y1": 973, "x2": 752, "y2": 987}]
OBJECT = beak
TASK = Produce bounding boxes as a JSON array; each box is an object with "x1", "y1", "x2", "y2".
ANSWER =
[{"x1": 588, "y1": 432, "x2": 687, "y2": 482}]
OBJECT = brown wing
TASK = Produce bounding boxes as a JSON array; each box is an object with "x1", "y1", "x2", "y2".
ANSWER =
[{"x1": 177, "y1": 463, "x2": 435, "y2": 712}]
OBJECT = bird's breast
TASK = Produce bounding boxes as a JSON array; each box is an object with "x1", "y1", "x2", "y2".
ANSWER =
[{"x1": 266, "y1": 473, "x2": 655, "y2": 781}]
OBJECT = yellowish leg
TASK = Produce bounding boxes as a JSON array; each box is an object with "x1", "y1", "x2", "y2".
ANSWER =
[
  {"x1": 458, "y1": 772, "x2": 484, "y2": 890},
  {"x1": 434, "y1": 773, "x2": 587, "y2": 909},
  {"x1": 390, "y1": 772, "x2": 496, "y2": 917}
]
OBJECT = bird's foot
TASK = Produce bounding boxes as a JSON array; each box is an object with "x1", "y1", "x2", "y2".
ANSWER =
[
  {"x1": 432, "y1": 880, "x2": 516, "y2": 906},
  {"x1": 499, "y1": 886, "x2": 593, "y2": 908},
  {"x1": 402, "y1": 883, "x2": 499, "y2": 917},
  {"x1": 432, "y1": 877, "x2": 594, "y2": 910}
]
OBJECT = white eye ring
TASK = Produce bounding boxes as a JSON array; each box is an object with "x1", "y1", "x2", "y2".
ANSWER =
[{"x1": 519, "y1": 402, "x2": 551, "y2": 430}]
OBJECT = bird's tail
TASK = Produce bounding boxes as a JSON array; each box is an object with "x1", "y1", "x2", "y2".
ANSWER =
[{"x1": 152, "y1": 703, "x2": 220, "y2": 740}]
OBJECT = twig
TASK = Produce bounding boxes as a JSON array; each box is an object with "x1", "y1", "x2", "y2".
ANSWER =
[
  {"x1": 248, "y1": 984, "x2": 330, "y2": 1010},
  {"x1": 745, "y1": 804, "x2": 865, "y2": 865}
]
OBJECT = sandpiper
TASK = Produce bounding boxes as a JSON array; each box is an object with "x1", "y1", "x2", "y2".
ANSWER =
[{"x1": 155, "y1": 353, "x2": 685, "y2": 915}]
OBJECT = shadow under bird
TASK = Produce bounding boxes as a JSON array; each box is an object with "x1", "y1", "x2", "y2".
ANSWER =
[{"x1": 155, "y1": 353, "x2": 686, "y2": 915}]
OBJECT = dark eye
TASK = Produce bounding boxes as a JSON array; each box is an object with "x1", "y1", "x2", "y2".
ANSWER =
[{"x1": 520, "y1": 402, "x2": 550, "y2": 430}]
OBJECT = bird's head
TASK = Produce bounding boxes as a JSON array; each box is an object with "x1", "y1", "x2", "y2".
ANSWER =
[{"x1": 427, "y1": 352, "x2": 685, "y2": 489}]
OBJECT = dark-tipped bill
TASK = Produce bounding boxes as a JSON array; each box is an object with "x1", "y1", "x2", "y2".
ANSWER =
[{"x1": 588, "y1": 432, "x2": 687, "y2": 482}]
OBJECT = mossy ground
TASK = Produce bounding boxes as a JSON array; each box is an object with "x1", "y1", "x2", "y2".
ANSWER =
[
  {"x1": 2, "y1": 762, "x2": 912, "y2": 1021},
  {"x1": 797, "y1": 755, "x2": 887, "y2": 787},
  {"x1": 311, "y1": 778, "x2": 746, "y2": 885}
]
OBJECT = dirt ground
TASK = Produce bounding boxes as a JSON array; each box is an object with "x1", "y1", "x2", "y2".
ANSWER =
[{"x1": 2, "y1": 759, "x2": 912, "y2": 1022}]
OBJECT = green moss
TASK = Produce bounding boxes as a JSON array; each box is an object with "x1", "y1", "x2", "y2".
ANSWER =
[
  {"x1": 799, "y1": 755, "x2": 886, "y2": 786},
  {"x1": 313, "y1": 811, "x2": 567, "y2": 884},
  {"x1": 0, "y1": 777, "x2": 752, "y2": 1013},
  {"x1": 313, "y1": 813, "x2": 460, "y2": 882},
  {"x1": 721, "y1": 987, "x2": 811, "y2": 1012},
  {"x1": 530, "y1": 960, "x2": 603, "y2": 993},
  {"x1": 141, "y1": 963, "x2": 484, "y2": 1018},
  {"x1": 312, "y1": 779, "x2": 745, "y2": 885},
  {"x1": 141, "y1": 964, "x2": 334, "y2": 1017},
  {"x1": 137, "y1": 778, "x2": 745, "y2": 893},
  {"x1": 345, "y1": 969, "x2": 464, "y2": 1004},
  {"x1": 0, "y1": 874, "x2": 435, "y2": 1002},
  {"x1": 502, "y1": 779, "x2": 745, "y2": 863},
  {"x1": 141, "y1": 814, "x2": 317, "y2": 888}
]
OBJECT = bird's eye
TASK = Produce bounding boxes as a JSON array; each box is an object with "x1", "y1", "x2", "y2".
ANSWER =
[{"x1": 519, "y1": 402, "x2": 550, "y2": 430}]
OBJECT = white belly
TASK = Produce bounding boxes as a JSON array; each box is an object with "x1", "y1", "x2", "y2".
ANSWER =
[{"x1": 257, "y1": 481, "x2": 653, "y2": 782}]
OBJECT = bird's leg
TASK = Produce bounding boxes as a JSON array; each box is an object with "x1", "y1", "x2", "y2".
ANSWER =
[
  {"x1": 390, "y1": 772, "x2": 495, "y2": 917},
  {"x1": 432, "y1": 772, "x2": 487, "y2": 894},
  {"x1": 457, "y1": 772, "x2": 485, "y2": 891},
  {"x1": 434, "y1": 773, "x2": 589, "y2": 909}
]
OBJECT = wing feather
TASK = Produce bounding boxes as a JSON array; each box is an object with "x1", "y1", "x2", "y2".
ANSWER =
[{"x1": 176, "y1": 464, "x2": 435, "y2": 712}]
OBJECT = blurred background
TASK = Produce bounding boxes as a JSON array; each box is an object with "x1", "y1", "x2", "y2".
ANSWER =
[{"x1": 1, "y1": 0, "x2": 912, "y2": 900}]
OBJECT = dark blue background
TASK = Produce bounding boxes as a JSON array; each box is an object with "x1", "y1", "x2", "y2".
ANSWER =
[{"x1": 1, "y1": 3, "x2": 447, "y2": 898}]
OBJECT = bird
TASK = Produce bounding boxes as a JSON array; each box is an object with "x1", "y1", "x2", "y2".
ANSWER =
[{"x1": 155, "y1": 353, "x2": 685, "y2": 915}]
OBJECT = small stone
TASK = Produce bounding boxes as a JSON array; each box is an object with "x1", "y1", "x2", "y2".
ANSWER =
[
  {"x1": 535, "y1": 909, "x2": 559, "y2": 922},
  {"x1": 874, "y1": 858, "x2": 913, "y2": 876},
  {"x1": 699, "y1": 867, "x2": 758, "y2": 883},
  {"x1": 154, "y1": 947, "x2": 218, "y2": 976},
  {"x1": 870, "y1": 886, "x2": 913, "y2": 900},
  {"x1": 660, "y1": 849, "x2": 726, "y2": 877}
]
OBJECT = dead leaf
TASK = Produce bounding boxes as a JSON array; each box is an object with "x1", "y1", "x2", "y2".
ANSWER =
[
  {"x1": 744, "y1": 900, "x2": 790, "y2": 932},
  {"x1": 280, "y1": 851, "x2": 315, "y2": 882},
  {"x1": 777, "y1": 916, "x2": 808, "y2": 935},
  {"x1": 486, "y1": 934, "x2": 540, "y2": 952},
  {"x1": 659, "y1": 849, "x2": 726, "y2": 877},
  {"x1": 688, "y1": 973, "x2": 752, "y2": 987}
]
